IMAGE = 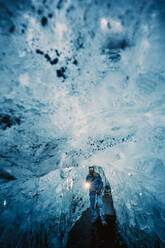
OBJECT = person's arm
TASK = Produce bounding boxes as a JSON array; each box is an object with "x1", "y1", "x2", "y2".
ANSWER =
[{"x1": 96, "y1": 174, "x2": 103, "y2": 193}]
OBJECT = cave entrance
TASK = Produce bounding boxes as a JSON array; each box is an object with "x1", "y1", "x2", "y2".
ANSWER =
[{"x1": 67, "y1": 166, "x2": 127, "y2": 248}]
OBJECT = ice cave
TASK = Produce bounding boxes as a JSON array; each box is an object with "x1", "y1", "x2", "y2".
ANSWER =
[{"x1": 0, "y1": 0, "x2": 165, "y2": 247}]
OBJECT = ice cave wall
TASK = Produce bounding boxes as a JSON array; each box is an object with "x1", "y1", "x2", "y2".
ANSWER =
[{"x1": 0, "y1": 0, "x2": 165, "y2": 247}]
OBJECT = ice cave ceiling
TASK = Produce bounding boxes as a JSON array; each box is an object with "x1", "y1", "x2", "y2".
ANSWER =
[{"x1": 0, "y1": 0, "x2": 165, "y2": 247}]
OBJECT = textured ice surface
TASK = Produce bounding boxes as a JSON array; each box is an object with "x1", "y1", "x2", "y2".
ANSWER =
[{"x1": 0, "y1": 0, "x2": 165, "y2": 247}]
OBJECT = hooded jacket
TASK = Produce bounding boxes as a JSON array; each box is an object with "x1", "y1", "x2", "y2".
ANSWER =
[{"x1": 86, "y1": 172, "x2": 103, "y2": 194}]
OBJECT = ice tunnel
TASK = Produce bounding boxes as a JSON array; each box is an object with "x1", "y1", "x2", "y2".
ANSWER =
[{"x1": 0, "y1": 0, "x2": 165, "y2": 247}]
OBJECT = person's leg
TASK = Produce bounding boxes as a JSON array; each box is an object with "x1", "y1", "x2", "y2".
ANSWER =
[
  {"x1": 97, "y1": 193, "x2": 105, "y2": 221},
  {"x1": 89, "y1": 193, "x2": 97, "y2": 222}
]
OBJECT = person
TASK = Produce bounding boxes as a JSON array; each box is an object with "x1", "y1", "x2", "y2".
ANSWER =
[{"x1": 86, "y1": 166, "x2": 107, "y2": 225}]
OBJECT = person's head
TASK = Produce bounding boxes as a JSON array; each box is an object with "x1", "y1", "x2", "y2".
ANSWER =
[{"x1": 89, "y1": 166, "x2": 95, "y2": 175}]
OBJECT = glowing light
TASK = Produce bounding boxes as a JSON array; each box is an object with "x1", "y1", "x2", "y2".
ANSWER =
[
  {"x1": 84, "y1": 182, "x2": 90, "y2": 189},
  {"x1": 100, "y1": 18, "x2": 108, "y2": 30},
  {"x1": 100, "y1": 18, "x2": 123, "y2": 32},
  {"x1": 3, "y1": 200, "x2": 6, "y2": 206}
]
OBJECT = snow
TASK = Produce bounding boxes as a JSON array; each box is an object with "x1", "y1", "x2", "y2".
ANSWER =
[{"x1": 0, "y1": 0, "x2": 165, "y2": 247}]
